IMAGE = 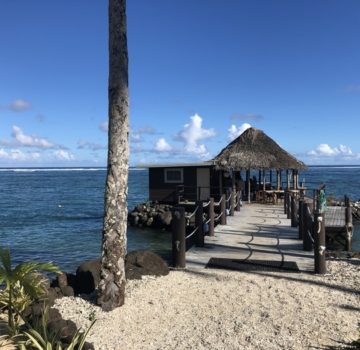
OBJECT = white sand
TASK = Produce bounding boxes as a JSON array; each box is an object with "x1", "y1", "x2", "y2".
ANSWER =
[{"x1": 55, "y1": 260, "x2": 360, "y2": 350}]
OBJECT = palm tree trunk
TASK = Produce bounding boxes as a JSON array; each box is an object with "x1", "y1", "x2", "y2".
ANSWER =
[{"x1": 97, "y1": 0, "x2": 129, "y2": 311}]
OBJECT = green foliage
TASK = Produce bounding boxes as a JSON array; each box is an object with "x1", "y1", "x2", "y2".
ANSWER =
[
  {"x1": 15, "y1": 306, "x2": 95, "y2": 350},
  {"x1": 0, "y1": 247, "x2": 61, "y2": 335}
]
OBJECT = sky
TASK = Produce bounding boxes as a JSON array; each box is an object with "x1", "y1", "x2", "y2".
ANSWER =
[{"x1": 1, "y1": 0, "x2": 360, "y2": 167}]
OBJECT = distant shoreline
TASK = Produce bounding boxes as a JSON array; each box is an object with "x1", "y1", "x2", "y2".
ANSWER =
[{"x1": 1, "y1": 165, "x2": 360, "y2": 171}]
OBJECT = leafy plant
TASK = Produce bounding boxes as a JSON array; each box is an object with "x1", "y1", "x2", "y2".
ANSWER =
[
  {"x1": 15, "y1": 306, "x2": 95, "y2": 350},
  {"x1": 0, "y1": 247, "x2": 61, "y2": 335}
]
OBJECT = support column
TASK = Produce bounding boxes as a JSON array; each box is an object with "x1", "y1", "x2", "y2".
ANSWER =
[
  {"x1": 247, "y1": 169, "x2": 251, "y2": 203},
  {"x1": 286, "y1": 170, "x2": 290, "y2": 190},
  {"x1": 277, "y1": 170, "x2": 281, "y2": 190},
  {"x1": 314, "y1": 211, "x2": 326, "y2": 274},
  {"x1": 263, "y1": 169, "x2": 266, "y2": 191}
]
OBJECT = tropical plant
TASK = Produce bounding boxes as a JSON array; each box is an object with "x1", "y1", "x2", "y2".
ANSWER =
[
  {"x1": 97, "y1": 0, "x2": 129, "y2": 311},
  {"x1": 15, "y1": 306, "x2": 95, "y2": 350},
  {"x1": 0, "y1": 247, "x2": 61, "y2": 334}
]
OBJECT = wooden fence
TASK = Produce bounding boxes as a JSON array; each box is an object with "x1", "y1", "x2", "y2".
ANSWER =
[
  {"x1": 171, "y1": 189, "x2": 242, "y2": 268},
  {"x1": 284, "y1": 190, "x2": 353, "y2": 274}
]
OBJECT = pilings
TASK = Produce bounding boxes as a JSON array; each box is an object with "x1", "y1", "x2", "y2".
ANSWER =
[
  {"x1": 345, "y1": 195, "x2": 353, "y2": 251},
  {"x1": 314, "y1": 211, "x2": 326, "y2": 274},
  {"x1": 172, "y1": 206, "x2": 186, "y2": 268}
]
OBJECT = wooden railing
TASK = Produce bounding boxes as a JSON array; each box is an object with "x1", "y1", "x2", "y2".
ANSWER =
[
  {"x1": 171, "y1": 190, "x2": 242, "y2": 268},
  {"x1": 285, "y1": 188, "x2": 353, "y2": 274}
]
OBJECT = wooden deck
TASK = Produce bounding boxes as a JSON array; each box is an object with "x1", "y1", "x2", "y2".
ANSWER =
[
  {"x1": 186, "y1": 203, "x2": 315, "y2": 272},
  {"x1": 325, "y1": 206, "x2": 346, "y2": 228}
]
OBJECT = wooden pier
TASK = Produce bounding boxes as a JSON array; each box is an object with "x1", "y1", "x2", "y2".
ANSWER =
[{"x1": 185, "y1": 203, "x2": 314, "y2": 272}]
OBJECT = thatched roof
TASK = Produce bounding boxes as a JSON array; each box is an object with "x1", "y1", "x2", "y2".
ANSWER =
[{"x1": 214, "y1": 127, "x2": 307, "y2": 170}]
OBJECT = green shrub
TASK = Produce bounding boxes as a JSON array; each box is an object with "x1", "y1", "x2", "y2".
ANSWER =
[{"x1": 0, "y1": 247, "x2": 61, "y2": 335}]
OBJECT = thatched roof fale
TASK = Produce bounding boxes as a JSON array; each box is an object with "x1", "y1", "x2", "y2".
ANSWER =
[{"x1": 214, "y1": 127, "x2": 307, "y2": 170}]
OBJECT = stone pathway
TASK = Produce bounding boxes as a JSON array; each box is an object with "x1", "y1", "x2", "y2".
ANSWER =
[{"x1": 186, "y1": 203, "x2": 314, "y2": 272}]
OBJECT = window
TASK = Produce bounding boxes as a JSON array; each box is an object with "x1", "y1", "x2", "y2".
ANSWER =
[{"x1": 164, "y1": 168, "x2": 183, "y2": 183}]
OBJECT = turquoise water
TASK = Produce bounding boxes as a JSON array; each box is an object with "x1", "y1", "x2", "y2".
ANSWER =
[{"x1": 0, "y1": 166, "x2": 358, "y2": 273}]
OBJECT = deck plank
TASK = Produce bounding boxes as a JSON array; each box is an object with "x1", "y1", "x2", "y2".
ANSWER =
[{"x1": 186, "y1": 203, "x2": 314, "y2": 272}]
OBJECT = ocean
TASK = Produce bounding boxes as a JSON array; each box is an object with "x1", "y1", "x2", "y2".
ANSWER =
[{"x1": 0, "y1": 166, "x2": 359, "y2": 273}]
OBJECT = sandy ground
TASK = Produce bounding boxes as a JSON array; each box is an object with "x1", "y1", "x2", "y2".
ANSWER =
[{"x1": 54, "y1": 259, "x2": 360, "y2": 350}]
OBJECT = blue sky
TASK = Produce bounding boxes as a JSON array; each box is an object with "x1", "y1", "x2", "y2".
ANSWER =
[{"x1": 1, "y1": 0, "x2": 360, "y2": 167}]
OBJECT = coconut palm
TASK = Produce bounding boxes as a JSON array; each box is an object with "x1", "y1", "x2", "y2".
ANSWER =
[
  {"x1": 0, "y1": 247, "x2": 60, "y2": 334},
  {"x1": 97, "y1": 0, "x2": 129, "y2": 311}
]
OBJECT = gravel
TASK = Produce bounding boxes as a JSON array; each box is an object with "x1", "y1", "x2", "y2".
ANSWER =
[{"x1": 54, "y1": 259, "x2": 360, "y2": 350}]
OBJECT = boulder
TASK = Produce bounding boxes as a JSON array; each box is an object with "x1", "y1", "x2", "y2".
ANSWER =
[
  {"x1": 76, "y1": 259, "x2": 101, "y2": 294},
  {"x1": 126, "y1": 250, "x2": 169, "y2": 280}
]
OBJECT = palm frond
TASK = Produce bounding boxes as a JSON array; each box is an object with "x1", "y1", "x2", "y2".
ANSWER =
[{"x1": 0, "y1": 248, "x2": 12, "y2": 277}]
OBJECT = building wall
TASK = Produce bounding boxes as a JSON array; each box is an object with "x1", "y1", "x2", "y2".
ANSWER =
[{"x1": 149, "y1": 166, "x2": 212, "y2": 203}]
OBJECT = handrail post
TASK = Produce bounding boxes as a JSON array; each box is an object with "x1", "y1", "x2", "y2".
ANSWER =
[
  {"x1": 230, "y1": 188, "x2": 235, "y2": 216},
  {"x1": 284, "y1": 191, "x2": 287, "y2": 214},
  {"x1": 287, "y1": 193, "x2": 291, "y2": 219},
  {"x1": 291, "y1": 195, "x2": 297, "y2": 227},
  {"x1": 303, "y1": 203, "x2": 313, "y2": 251},
  {"x1": 220, "y1": 193, "x2": 227, "y2": 225},
  {"x1": 345, "y1": 195, "x2": 353, "y2": 251},
  {"x1": 314, "y1": 210, "x2": 326, "y2": 274},
  {"x1": 208, "y1": 198, "x2": 215, "y2": 236},
  {"x1": 298, "y1": 196, "x2": 304, "y2": 239},
  {"x1": 195, "y1": 200, "x2": 204, "y2": 247},
  {"x1": 171, "y1": 206, "x2": 186, "y2": 268}
]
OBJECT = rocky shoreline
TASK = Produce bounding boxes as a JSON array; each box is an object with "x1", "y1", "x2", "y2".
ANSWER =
[{"x1": 128, "y1": 201, "x2": 210, "y2": 230}]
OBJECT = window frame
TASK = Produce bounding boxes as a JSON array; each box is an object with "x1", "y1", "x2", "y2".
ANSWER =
[{"x1": 164, "y1": 168, "x2": 184, "y2": 184}]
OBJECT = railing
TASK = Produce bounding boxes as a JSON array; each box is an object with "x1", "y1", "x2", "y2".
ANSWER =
[
  {"x1": 171, "y1": 189, "x2": 242, "y2": 268},
  {"x1": 285, "y1": 187, "x2": 353, "y2": 274}
]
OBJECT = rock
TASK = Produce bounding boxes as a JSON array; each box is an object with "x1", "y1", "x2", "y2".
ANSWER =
[
  {"x1": 47, "y1": 287, "x2": 59, "y2": 305},
  {"x1": 61, "y1": 285, "x2": 75, "y2": 297},
  {"x1": 76, "y1": 259, "x2": 101, "y2": 294},
  {"x1": 126, "y1": 250, "x2": 169, "y2": 280},
  {"x1": 57, "y1": 273, "x2": 68, "y2": 289}
]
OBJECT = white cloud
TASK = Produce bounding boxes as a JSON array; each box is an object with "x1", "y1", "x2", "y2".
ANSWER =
[
  {"x1": 11, "y1": 125, "x2": 55, "y2": 149},
  {"x1": 176, "y1": 114, "x2": 215, "y2": 156},
  {"x1": 0, "y1": 99, "x2": 31, "y2": 112},
  {"x1": 228, "y1": 123, "x2": 251, "y2": 141},
  {"x1": 308, "y1": 143, "x2": 353, "y2": 157},
  {"x1": 154, "y1": 138, "x2": 172, "y2": 152},
  {"x1": 99, "y1": 121, "x2": 108, "y2": 132},
  {"x1": 0, "y1": 148, "x2": 41, "y2": 161},
  {"x1": 53, "y1": 150, "x2": 75, "y2": 161},
  {"x1": 77, "y1": 140, "x2": 106, "y2": 151}
]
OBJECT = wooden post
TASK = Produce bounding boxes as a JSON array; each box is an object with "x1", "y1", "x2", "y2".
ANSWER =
[
  {"x1": 231, "y1": 175, "x2": 236, "y2": 216},
  {"x1": 345, "y1": 195, "x2": 353, "y2": 251},
  {"x1": 298, "y1": 196, "x2": 304, "y2": 239},
  {"x1": 195, "y1": 200, "x2": 204, "y2": 247},
  {"x1": 172, "y1": 206, "x2": 186, "y2": 268},
  {"x1": 247, "y1": 169, "x2": 251, "y2": 203},
  {"x1": 303, "y1": 202, "x2": 313, "y2": 251},
  {"x1": 263, "y1": 170, "x2": 266, "y2": 191},
  {"x1": 220, "y1": 193, "x2": 227, "y2": 225},
  {"x1": 287, "y1": 193, "x2": 291, "y2": 219},
  {"x1": 208, "y1": 198, "x2": 215, "y2": 236},
  {"x1": 236, "y1": 190, "x2": 241, "y2": 211},
  {"x1": 291, "y1": 195, "x2": 297, "y2": 227},
  {"x1": 258, "y1": 170, "x2": 262, "y2": 189},
  {"x1": 314, "y1": 211, "x2": 326, "y2": 274},
  {"x1": 286, "y1": 170, "x2": 290, "y2": 190},
  {"x1": 230, "y1": 189, "x2": 235, "y2": 216}
]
